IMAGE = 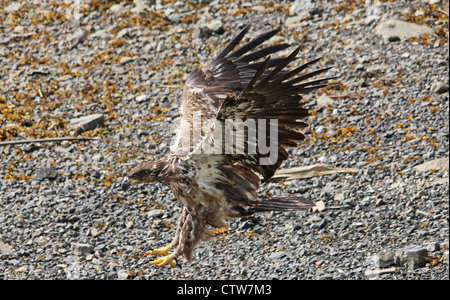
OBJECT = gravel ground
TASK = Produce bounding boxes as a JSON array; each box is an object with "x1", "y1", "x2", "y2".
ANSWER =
[{"x1": 0, "y1": 0, "x2": 448, "y2": 280}]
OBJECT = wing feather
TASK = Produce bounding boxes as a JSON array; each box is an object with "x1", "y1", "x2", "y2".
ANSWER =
[
  {"x1": 172, "y1": 26, "x2": 332, "y2": 210},
  {"x1": 171, "y1": 25, "x2": 292, "y2": 155},
  {"x1": 226, "y1": 28, "x2": 281, "y2": 58},
  {"x1": 214, "y1": 25, "x2": 250, "y2": 60},
  {"x1": 213, "y1": 47, "x2": 332, "y2": 180}
]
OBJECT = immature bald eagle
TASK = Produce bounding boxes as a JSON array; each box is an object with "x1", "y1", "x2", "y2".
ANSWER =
[{"x1": 122, "y1": 25, "x2": 334, "y2": 267}]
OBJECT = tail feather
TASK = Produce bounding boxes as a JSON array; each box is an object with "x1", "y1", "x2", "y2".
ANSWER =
[{"x1": 249, "y1": 196, "x2": 314, "y2": 213}]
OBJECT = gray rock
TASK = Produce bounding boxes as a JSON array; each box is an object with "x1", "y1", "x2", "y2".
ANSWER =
[
  {"x1": 355, "y1": 63, "x2": 365, "y2": 71},
  {"x1": 238, "y1": 220, "x2": 254, "y2": 230},
  {"x1": 289, "y1": 0, "x2": 318, "y2": 15},
  {"x1": 117, "y1": 269, "x2": 130, "y2": 280},
  {"x1": 117, "y1": 28, "x2": 129, "y2": 39},
  {"x1": 126, "y1": 220, "x2": 134, "y2": 229},
  {"x1": 34, "y1": 166, "x2": 58, "y2": 181},
  {"x1": 395, "y1": 246, "x2": 429, "y2": 268},
  {"x1": 131, "y1": 0, "x2": 150, "y2": 13},
  {"x1": 424, "y1": 242, "x2": 440, "y2": 252},
  {"x1": 317, "y1": 218, "x2": 328, "y2": 229},
  {"x1": 372, "y1": 250, "x2": 395, "y2": 268},
  {"x1": 334, "y1": 193, "x2": 345, "y2": 202},
  {"x1": 269, "y1": 251, "x2": 286, "y2": 260},
  {"x1": 364, "y1": 2, "x2": 387, "y2": 24},
  {"x1": 430, "y1": 82, "x2": 449, "y2": 94},
  {"x1": 71, "y1": 243, "x2": 94, "y2": 256},
  {"x1": 207, "y1": 20, "x2": 225, "y2": 34},
  {"x1": 68, "y1": 29, "x2": 87, "y2": 46},
  {"x1": 136, "y1": 94, "x2": 149, "y2": 103},
  {"x1": 0, "y1": 241, "x2": 14, "y2": 256},
  {"x1": 5, "y1": 2, "x2": 22, "y2": 13},
  {"x1": 375, "y1": 19, "x2": 434, "y2": 40},
  {"x1": 119, "y1": 56, "x2": 134, "y2": 64},
  {"x1": 156, "y1": 41, "x2": 166, "y2": 52},
  {"x1": 413, "y1": 157, "x2": 449, "y2": 173},
  {"x1": 147, "y1": 209, "x2": 165, "y2": 218},
  {"x1": 318, "y1": 156, "x2": 327, "y2": 163},
  {"x1": 351, "y1": 222, "x2": 364, "y2": 229},
  {"x1": 329, "y1": 155, "x2": 338, "y2": 163},
  {"x1": 110, "y1": 4, "x2": 125, "y2": 15},
  {"x1": 69, "y1": 114, "x2": 104, "y2": 133},
  {"x1": 316, "y1": 95, "x2": 334, "y2": 108},
  {"x1": 88, "y1": 227, "x2": 100, "y2": 238}
]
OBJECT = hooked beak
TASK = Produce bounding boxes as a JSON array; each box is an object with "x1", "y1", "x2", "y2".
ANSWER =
[{"x1": 122, "y1": 176, "x2": 141, "y2": 191}]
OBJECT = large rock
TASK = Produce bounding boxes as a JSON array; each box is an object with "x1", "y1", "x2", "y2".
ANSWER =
[
  {"x1": 395, "y1": 246, "x2": 429, "y2": 269},
  {"x1": 372, "y1": 250, "x2": 395, "y2": 268},
  {"x1": 34, "y1": 166, "x2": 59, "y2": 181},
  {"x1": 375, "y1": 19, "x2": 434, "y2": 40},
  {"x1": 69, "y1": 113, "x2": 104, "y2": 133},
  {"x1": 430, "y1": 82, "x2": 449, "y2": 94},
  {"x1": 0, "y1": 241, "x2": 14, "y2": 257},
  {"x1": 316, "y1": 94, "x2": 334, "y2": 108},
  {"x1": 71, "y1": 243, "x2": 94, "y2": 256},
  {"x1": 414, "y1": 157, "x2": 449, "y2": 172},
  {"x1": 5, "y1": 2, "x2": 22, "y2": 13}
]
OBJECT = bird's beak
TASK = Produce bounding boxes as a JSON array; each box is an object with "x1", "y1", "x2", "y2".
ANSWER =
[
  {"x1": 121, "y1": 176, "x2": 130, "y2": 191},
  {"x1": 121, "y1": 176, "x2": 141, "y2": 191}
]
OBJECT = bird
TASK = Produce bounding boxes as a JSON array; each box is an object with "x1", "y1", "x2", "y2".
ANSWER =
[{"x1": 121, "y1": 24, "x2": 334, "y2": 267}]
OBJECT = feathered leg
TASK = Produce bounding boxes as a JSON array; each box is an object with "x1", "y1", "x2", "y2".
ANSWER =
[
  {"x1": 148, "y1": 206, "x2": 209, "y2": 267},
  {"x1": 176, "y1": 206, "x2": 209, "y2": 261},
  {"x1": 146, "y1": 207, "x2": 187, "y2": 267}
]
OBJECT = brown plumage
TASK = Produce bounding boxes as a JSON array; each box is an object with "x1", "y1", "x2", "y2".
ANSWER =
[{"x1": 122, "y1": 25, "x2": 334, "y2": 267}]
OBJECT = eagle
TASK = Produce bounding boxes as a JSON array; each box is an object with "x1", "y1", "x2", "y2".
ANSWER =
[{"x1": 121, "y1": 25, "x2": 334, "y2": 267}]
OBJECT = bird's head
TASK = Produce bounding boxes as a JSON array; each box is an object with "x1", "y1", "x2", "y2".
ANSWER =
[{"x1": 121, "y1": 160, "x2": 168, "y2": 191}]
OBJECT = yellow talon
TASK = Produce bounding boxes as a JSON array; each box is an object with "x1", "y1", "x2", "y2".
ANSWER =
[
  {"x1": 149, "y1": 253, "x2": 177, "y2": 267},
  {"x1": 145, "y1": 245, "x2": 177, "y2": 267},
  {"x1": 145, "y1": 244, "x2": 173, "y2": 256}
]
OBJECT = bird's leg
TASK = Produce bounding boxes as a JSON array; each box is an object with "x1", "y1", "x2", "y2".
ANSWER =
[
  {"x1": 147, "y1": 208, "x2": 189, "y2": 267},
  {"x1": 147, "y1": 206, "x2": 208, "y2": 267}
]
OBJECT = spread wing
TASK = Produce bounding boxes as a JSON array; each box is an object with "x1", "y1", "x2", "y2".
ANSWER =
[
  {"x1": 217, "y1": 48, "x2": 334, "y2": 181},
  {"x1": 171, "y1": 25, "x2": 292, "y2": 155},
  {"x1": 185, "y1": 27, "x2": 335, "y2": 210}
]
